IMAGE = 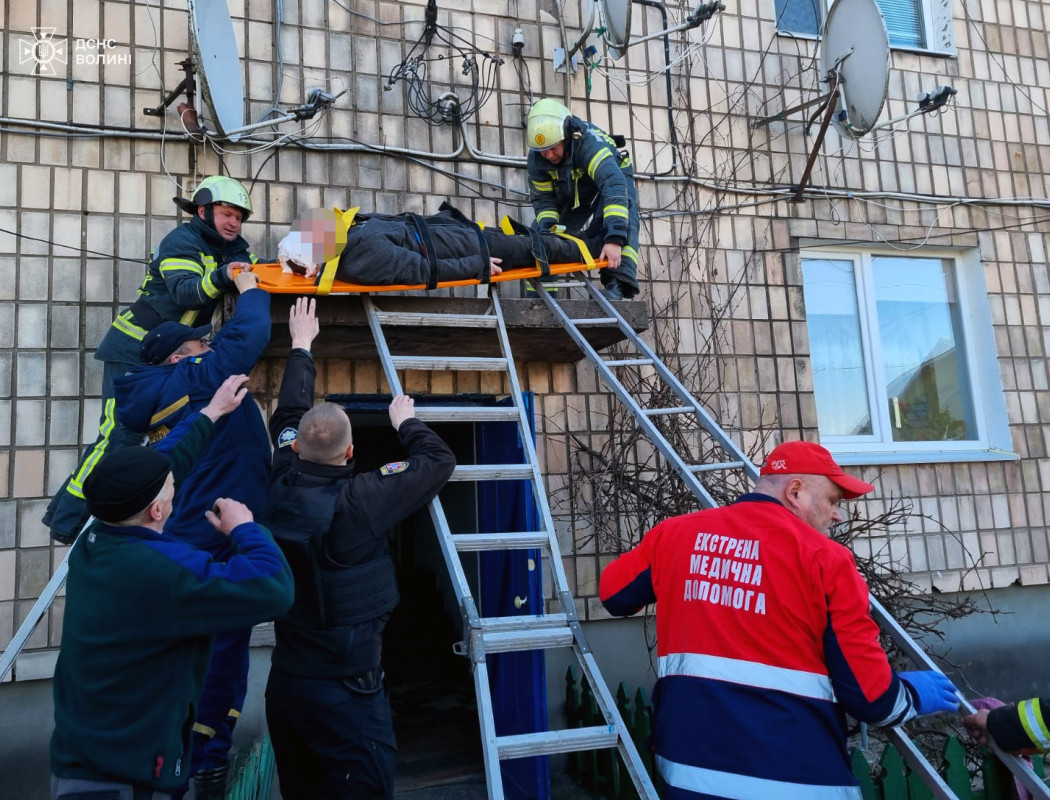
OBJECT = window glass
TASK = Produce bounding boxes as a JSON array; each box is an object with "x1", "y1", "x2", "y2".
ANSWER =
[
  {"x1": 775, "y1": 0, "x2": 821, "y2": 35},
  {"x1": 873, "y1": 257, "x2": 976, "y2": 442},
  {"x1": 874, "y1": 0, "x2": 926, "y2": 48},
  {"x1": 775, "y1": 0, "x2": 928, "y2": 49},
  {"x1": 801, "y1": 259, "x2": 873, "y2": 436}
]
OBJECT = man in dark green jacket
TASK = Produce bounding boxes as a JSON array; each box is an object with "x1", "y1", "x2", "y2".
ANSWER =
[{"x1": 49, "y1": 376, "x2": 293, "y2": 799}]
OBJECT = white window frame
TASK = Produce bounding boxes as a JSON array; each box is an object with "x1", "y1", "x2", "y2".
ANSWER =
[
  {"x1": 801, "y1": 247, "x2": 1013, "y2": 466},
  {"x1": 774, "y1": 0, "x2": 956, "y2": 57}
]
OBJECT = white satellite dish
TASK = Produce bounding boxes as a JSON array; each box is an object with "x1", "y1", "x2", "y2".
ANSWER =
[
  {"x1": 819, "y1": 0, "x2": 890, "y2": 136},
  {"x1": 187, "y1": 0, "x2": 245, "y2": 141},
  {"x1": 598, "y1": 0, "x2": 632, "y2": 61}
]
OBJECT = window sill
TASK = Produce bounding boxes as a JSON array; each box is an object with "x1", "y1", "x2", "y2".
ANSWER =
[
  {"x1": 827, "y1": 448, "x2": 1019, "y2": 467},
  {"x1": 772, "y1": 30, "x2": 954, "y2": 58}
]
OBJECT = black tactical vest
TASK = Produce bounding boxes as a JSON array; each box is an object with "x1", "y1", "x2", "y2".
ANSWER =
[{"x1": 267, "y1": 472, "x2": 399, "y2": 678}]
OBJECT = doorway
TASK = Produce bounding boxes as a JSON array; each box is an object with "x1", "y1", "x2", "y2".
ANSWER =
[{"x1": 339, "y1": 393, "x2": 549, "y2": 798}]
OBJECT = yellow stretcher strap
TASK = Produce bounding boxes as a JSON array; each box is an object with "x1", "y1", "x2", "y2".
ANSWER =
[
  {"x1": 316, "y1": 206, "x2": 359, "y2": 296},
  {"x1": 499, "y1": 215, "x2": 515, "y2": 236},
  {"x1": 552, "y1": 230, "x2": 594, "y2": 270}
]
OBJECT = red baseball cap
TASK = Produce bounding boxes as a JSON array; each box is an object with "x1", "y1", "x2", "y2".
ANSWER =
[{"x1": 759, "y1": 441, "x2": 874, "y2": 499}]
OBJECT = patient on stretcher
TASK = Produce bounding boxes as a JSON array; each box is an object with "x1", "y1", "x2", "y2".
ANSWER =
[{"x1": 276, "y1": 203, "x2": 603, "y2": 287}]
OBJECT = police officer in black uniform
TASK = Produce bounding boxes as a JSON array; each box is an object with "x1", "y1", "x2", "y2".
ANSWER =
[{"x1": 264, "y1": 298, "x2": 456, "y2": 800}]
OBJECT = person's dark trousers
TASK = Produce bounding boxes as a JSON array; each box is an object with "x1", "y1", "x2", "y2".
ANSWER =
[
  {"x1": 582, "y1": 202, "x2": 640, "y2": 297},
  {"x1": 43, "y1": 357, "x2": 142, "y2": 543},
  {"x1": 266, "y1": 665, "x2": 397, "y2": 800},
  {"x1": 183, "y1": 626, "x2": 252, "y2": 794}
]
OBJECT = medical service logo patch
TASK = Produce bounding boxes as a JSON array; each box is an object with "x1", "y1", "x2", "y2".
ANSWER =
[
  {"x1": 380, "y1": 461, "x2": 408, "y2": 476},
  {"x1": 277, "y1": 427, "x2": 298, "y2": 448}
]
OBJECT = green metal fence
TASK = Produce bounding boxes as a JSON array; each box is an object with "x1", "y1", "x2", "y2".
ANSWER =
[
  {"x1": 564, "y1": 667, "x2": 1049, "y2": 800},
  {"x1": 225, "y1": 735, "x2": 277, "y2": 800}
]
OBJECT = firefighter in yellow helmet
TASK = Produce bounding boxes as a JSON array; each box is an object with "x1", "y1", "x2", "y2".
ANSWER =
[
  {"x1": 525, "y1": 99, "x2": 640, "y2": 300},
  {"x1": 44, "y1": 175, "x2": 259, "y2": 544}
]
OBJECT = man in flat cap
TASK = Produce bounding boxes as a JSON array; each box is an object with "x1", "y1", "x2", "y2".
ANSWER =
[
  {"x1": 50, "y1": 376, "x2": 293, "y2": 799},
  {"x1": 600, "y1": 440, "x2": 960, "y2": 800},
  {"x1": 108, "y1": 269, "x2": 272, "y2": 797}
]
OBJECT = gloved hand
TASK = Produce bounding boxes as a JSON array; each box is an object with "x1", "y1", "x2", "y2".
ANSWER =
[{"x1": 899, "y1": 670, "x2": 960, "y2": 715}]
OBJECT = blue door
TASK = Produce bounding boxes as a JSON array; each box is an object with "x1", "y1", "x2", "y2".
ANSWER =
[{"x1": 476, "y1": 393, "x2": 549, "y2": 800}]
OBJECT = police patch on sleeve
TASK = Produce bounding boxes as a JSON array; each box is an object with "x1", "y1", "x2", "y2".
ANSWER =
[
  {"x1": 277, "y1": 427, "x2": 298, "y2": 448},
  {"x1": 380, "y1": 461, "x2": 408, "y2": 476}
]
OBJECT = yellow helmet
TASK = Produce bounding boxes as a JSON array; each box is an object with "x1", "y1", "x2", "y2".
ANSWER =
[{"x1": 526, "y1": 99, "x2": 571, "y2": 151}]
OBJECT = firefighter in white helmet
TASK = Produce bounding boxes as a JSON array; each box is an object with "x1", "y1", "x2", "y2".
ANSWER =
[
  {"x1": 525, "y1": 99, "x2": 640, "y2": 300},
  {"x1": 44, "y1": 175, "x2": 258, "y2": 544}
]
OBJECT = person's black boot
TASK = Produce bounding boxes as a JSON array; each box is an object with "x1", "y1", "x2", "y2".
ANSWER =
[
  {"x1": 603, "y1": 279, "x2": 626, "y2": 300},
  {"x1": 192, "y1": 765, "x2": 228, "y2": 800}
]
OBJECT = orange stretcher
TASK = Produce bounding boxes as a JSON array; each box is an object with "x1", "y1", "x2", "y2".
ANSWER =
[
  {"x1": 243, "y1": 258, "x2": 607, "y2": 295},
  {"x1": 242, "y1": 209, "x2": 605, "y2": 295}
]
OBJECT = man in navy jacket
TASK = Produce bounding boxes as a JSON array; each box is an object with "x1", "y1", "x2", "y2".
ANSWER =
[{"x1": 110, "y1": 269, "x2": 271, "y2": 798}]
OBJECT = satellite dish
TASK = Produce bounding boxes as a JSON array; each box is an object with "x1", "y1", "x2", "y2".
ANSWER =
[
  {"x1": 598, "y1": 0, "x2": 632, "y2": 60},
  {"x1": 818, "y1": 0, "x2": 890, "y2": 136},
  {"x1": 187, "y1": 0, "x2": 245, "y2": 141}
]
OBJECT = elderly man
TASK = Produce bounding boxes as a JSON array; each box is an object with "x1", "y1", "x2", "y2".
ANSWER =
[
  {"x1": 50, "y1": 377, "x2": 293, "y2": 799},
  {"x1": 600, "y1": 440, "x2": 959, "y2": 800},
  {"x1": 264, "y1": 298, "x2": 456, "y2": 799},
  {"x1": 45, "y1": 175, "x2": 258, "y2": 544},
  {"x1": 110, "y1": 270, "x2": 271, "y2": 798}
]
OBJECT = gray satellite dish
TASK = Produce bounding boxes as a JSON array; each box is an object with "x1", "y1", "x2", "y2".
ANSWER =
[
  {"x1": 187, "y1": 0, "x2": 245, "y2": 141},
  {"x1": 818, "y1": 0, "x2": 890, "y2": 136},
  {"x1": 598, "y1": 0, "x2": 632, "y2": 60}
]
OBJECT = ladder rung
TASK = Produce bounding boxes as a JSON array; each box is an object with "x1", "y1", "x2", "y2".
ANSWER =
[
  {"x1": 415, "y1": 406, "x2": 520, "y2": 423},
  {"x1": 569, "y1": 317, "x2": 618, "y2": 326},
  {"x1": 373, "y1": 311, "x2": 498, "y2": 328},
  {"x1": 479, "y1": 614, "x2": 569, "y2": 633},
  {"x1": 554, "y1": 280, "x2": 589, "y2": 288},
  {"x1": 452, "y1": 531, "x2": 551, "y2": 551},
  {"x1": 390, "y1": 356, "x2": 507, "y2": 371},
  {"x1": 451, "y1": 464, "x2": 534, "y2": 481},
  {"x1": 603, "y1": 358, "x2": 654, "y2": 368},
  {"x1": 643, "y1": 406, "x2": 694, "y2": 416},
  {"x1": 482, "y1": 627, "x2": 575, "y2": 653},
  {"x1": 497, "y1": 726, "x2": 619, "y2": 760},
  {"x1": 687, "y1": 460, "x2": 746, "y2": 473}
]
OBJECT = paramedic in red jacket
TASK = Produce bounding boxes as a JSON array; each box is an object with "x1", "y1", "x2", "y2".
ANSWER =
[{"x1": 600, "y1": 441, "x2": 959, "y2": 800}]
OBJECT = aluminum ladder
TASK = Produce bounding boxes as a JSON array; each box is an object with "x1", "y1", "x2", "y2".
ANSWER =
[
  {"x1": 532, "y1": 274, "x2": 1050, "y2": 799},
  {"x1": 360, "y1": 291, "x2": 659, "y2": 800}
]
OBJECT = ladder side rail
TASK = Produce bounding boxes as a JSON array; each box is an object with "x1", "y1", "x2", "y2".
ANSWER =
[
  {"x1": 0, "y1": 549, "x2": 71, "y2": 682},
  {"x1": 489, "y1": 290, "x2": 578, "y2": 599},
  {"x1": 884, "y1": 728, "x2": 960, "y2": 800},
  {"x1": 488, "y1": 290, "x2": 659, "y2": 798},
  {"x1": 578, "y1": 648, "x2": 662, "y2": 798},
  {"x1": 491, "y1": 289, "x2": 661, "y2": 800},
  {"x1": 362, "y1": 295, "x2": 482, "y2": 626},
  {"x1": 541, "y1": 279, "x2": 759, "y2": 482},
  {"x1": 528, "y1": 284, "x2": 721, "y2": 508},
  {"x1": 364, "y1": 294, "x2": 505, "y2": 799},
  {"x1": 872, "y1": 597, "x2": 1050, "y2": 797}
]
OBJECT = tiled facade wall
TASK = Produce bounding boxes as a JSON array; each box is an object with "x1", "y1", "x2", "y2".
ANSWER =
[{"x1": 2, "y1": 0, "x2": 1049, "y2": 667}]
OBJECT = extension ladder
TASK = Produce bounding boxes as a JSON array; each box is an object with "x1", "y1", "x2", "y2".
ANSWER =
[
  {"x1": 531, "y1": 275, "x2": 1050, "y2": 799},
  {"x1": 360, "y1": 291, "x2": 660, "y2": 800}
]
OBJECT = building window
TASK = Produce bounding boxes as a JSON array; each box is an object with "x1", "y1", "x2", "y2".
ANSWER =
[
  {"x1": 801, "y1": 250, "x2": 1011, "y2": 463},
  {"x1": 774, "y1": 0, "x2": 955, "y2": 55}
]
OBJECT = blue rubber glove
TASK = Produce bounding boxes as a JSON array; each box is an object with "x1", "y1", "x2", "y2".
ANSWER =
[{"x1": 899, "y1": 670, "x2": 960, "y2": 715}]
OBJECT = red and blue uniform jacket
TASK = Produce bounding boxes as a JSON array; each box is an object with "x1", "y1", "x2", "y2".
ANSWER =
[{"x1": 600, "y1": 494, "x2": 916, "y2": 800}]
